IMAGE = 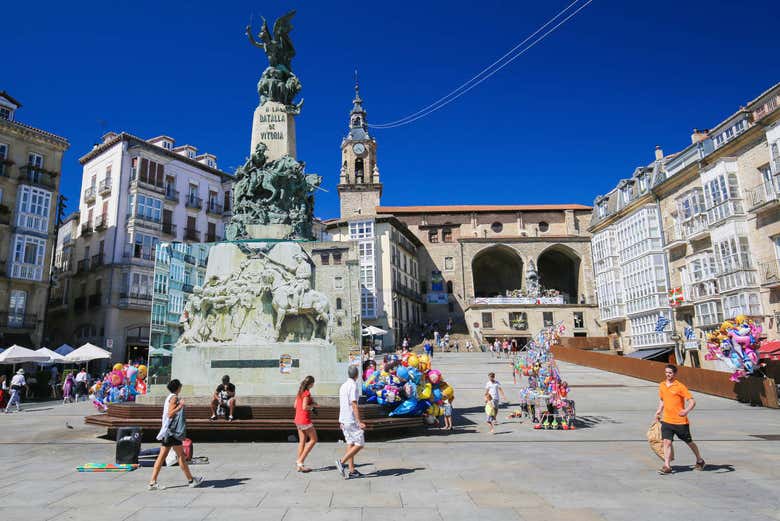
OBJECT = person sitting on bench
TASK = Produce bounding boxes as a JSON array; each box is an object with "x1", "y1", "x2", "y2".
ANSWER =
[{"x1": 210, "y1": 375, "x2": 236, "y2": 421}]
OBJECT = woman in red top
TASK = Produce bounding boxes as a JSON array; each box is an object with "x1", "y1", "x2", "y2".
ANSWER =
[{"x1": 294, "y1": 375, "x2": 318, "y2": 472}]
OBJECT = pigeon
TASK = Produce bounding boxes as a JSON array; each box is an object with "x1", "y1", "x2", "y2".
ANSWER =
[{"x1": 65, "y1": 421, "x2": 74, "y2": 430}]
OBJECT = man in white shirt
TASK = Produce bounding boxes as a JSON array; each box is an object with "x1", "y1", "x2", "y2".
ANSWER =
[
  {"x1": 74, "y1": 368, "x2": 88, "y2": 402},
  {"x1": 336, "y1": 366, "x2": 365, "y2": 480},
  {"x1": 5, "y1": 369, "x2": 26, "y2": 413},
  {"x1": 485, "y1": 372, "x2": 506, "y2": 421}
]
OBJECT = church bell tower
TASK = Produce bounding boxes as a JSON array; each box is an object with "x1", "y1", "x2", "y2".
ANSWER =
[{"x1": 338, "y1": 76, "x2": 382, "y2": 218}]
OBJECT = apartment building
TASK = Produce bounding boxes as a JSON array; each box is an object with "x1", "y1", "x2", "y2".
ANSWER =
[
  {"x1": 591, "y1": 82, "x2": 780, "y2": 367},
  {"x1": 0, "y1": 91, "x2": 69, "y2": 348},
  {"x1": 47, "y1": 132, "x2": 232, "y2": 362}
]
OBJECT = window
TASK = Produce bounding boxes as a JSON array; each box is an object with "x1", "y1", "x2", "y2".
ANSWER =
[
  {"x1": 444, "y1": 256, "x2": 454, "y2": 271},
  {"x1": 509, "y1": 312, "x2": 528, "y2": 330},
  {"x1": 621, "y1": 187, "x2": 631, "y2": 204},
  {"x1": 597, "y1": 202, "x2": 607, "y2": 218},
  {"x1": 446, "y1": 280, "x2": 453, "y2": 294},
  {"x1": 491, "y1": 222, "x2": 503, "y2": 233},
  {"x1": 333, "y1": 252, "x2": 342, "y2": 264},
  {"x1": 28, "y1": 152, "x2": 43, "y2": 168},
  {"x1": 320, "y1": 253, "x2": 330, "y2": 265},
  {"x1": 336, "y1": 297, "x2": 343, "y2": 310},
  {"x1": 442, "y1": 228, "x2": 453, "y2": 242},
  {"x1": 11, "y1": 235, "x2": 46, "y2": 280},
  {"x1": 0, "y1": 143, "x2": 7, "y2": 176},
  {"x1": 136, "y1": 158, "x2": 165, "y2": 187},
  {"x1": 543, "y1": 311, "x2": 554, "y2": 327},
  {"x1": 16, "y1": 185, "x2": 52, "y2": 233},
  {"x1": 481, "y1": 312, "x2": 493, "y2": 329},
  {"x1": 8, "y1": 290, "x2": 27, "y2": 326},
  {"x1": 348, "y1": 220, "x2": 373, "y2": 239},
  {"x1": 358, "y1": 241, "x2": 373, "y2": 260},
  {"x1": 132, "y1": 233, "x2": 158, "y2": 261},
  {"x1": 0, "y1": 107, "x2": 10, "y2": 121},
  {"x1": 361, "y1": 291, "x2": 376, "y2": 318},
  {"x1": 573, "y1": 312, "x2": 584, "y2": 329},
  {"x1": 428, "y1": 229, "x2": 439, "y2": 243},
  {"x1": 135, "y1": 194, "x2": 162, "y2": 222},
  {"x1": 638, "y1": 175, "x2": 648, "y2": 192},
  {"x1": 334, "y1": 276, "x2": 343, "y2": 290},
  {"x1": 538, "y1": 221, "x2": 549, "y2": 233}
]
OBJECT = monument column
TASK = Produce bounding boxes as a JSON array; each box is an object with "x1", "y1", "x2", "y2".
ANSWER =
[{"x1": 251, "y1": 101, "x2": 296, "y2": 161}]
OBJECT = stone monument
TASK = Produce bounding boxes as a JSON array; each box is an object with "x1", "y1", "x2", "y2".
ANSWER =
[{"x1": 168, "y1": 10, "x2": 359, "y2": 397}]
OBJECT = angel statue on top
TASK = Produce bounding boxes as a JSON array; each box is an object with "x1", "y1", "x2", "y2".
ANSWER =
[{"x1": 246, "y1": 10, "x2": 302, "y2": 108}]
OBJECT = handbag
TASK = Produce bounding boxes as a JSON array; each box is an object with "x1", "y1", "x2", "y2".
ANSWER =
[{"x1": 166, "y1": 408, "x2": 187, "y2": 441}]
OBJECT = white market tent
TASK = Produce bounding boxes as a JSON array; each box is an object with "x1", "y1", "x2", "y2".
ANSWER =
[
  {"x1": 65, "y1": 343, "x2": 111, "y2": 363},
  {"x1": 35, "y1": 347, "x2": 67, "y2": 364},
  {"x1": 0, "y1": 344, "x2": 50, "y2": 364},
  {"x1": 361, "y1": 326, "x2": 388, "y2": 336},
  {"x1": 149, "y1": 347, "x2": 173, "y2": 357},
  {"x1": 54, "y1": 344, "x2": 74, "y2": 356}
]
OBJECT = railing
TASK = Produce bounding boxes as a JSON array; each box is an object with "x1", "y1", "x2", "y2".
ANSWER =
[
  {"x1": 161, "y1": 223, "x2": 177, "y2": 236},
  {"x1": 707, "y1": 199, "x2": 743, "y2": 227},
  {"x1": 165, "y1": 188, "x2": 179, "y2": 203},
  {"x1": 197, "y1": 257, "x2": 208, "y2": 267},
  {"x1": 182, "y1": 283, "x2": 194, "y2": 293},
  {"x1": 718, "y1": 266, "x2": 758, "y2": 293},
  {"x1": 129, "y1": 173, "x2": 166, "y2": 194},
  {"x1": 760, "y1": 261, "x2": 780, "y2": 286},
  {"x1": 123, "y1": 244, "x2": 156, "y2": 262},
  {"x1": 184, "y1": 254, "x2": 196, "y2": 264},
  {"x1": 184, "y1": 228, "x2": 200, "y2": 241},
  {"x1": 91, "y1": 252, "x2": 104, "y2": 270},
  {"x1": 470, "y1": 296, "x2": 567, "y2": 305},
  {"x1": 0, "y1": 313, "x2": 37, "y2": 330},
  {"x1": 119, "y1": 291, "x2": 153, "y2": 309},
  {"x1": 206, "y1": 201, "x2": 223, "y2": 215},
  {"x1": 76, "y1": 258, "x2": 90, "y2": 273},
  {"x1": 18, "y1": 165, "x2": 57, "y2": 189},
  {"x1": 88, "y1": 293, "x2": 102, "y2": 308},
  {"x1": 83, "y1": 186, "x2": 96, "y2": 203},
  {"x1": 8, "y1": 262, "x2": 43, "y2": 281},
  {"x1": 132, "y1": 213, "x2": 162, "y2": 228},
  {"x1": 599, "y1": 304, "x2": 625, "y2": 322},
  {"x1": 81, "y1": 223, "x2": 93, "y2": 236},
  {"x1": 663, "y1": 225, "x2": 684, "y2": 247},
  {"x1": 94, "y1": 213, "x2": 107, "y2": 230},
  {"x1": 205, "y1": 233, "x2": 222, "y2": 243},
  {"x1": 98, "y1": 178, "x2": 112, "y2": 195},
  {"x1": 185, "y1": 195, "x2": 203, "y2": 209},
  {"x1": 680, "y1": 213, "x2": 709, "y2": 240},
  {"x1": 74, "y1": 296, "x2": 87, "y2": 311}
]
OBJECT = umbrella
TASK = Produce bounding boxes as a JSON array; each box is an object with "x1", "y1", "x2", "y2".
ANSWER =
[
  {"x1": 149, "y1": 347, "x2": 173, "y2": 357},
  {"x1": 54, "y1": 344, "x2": 74, "y2": 356},
  {"x1": 35, "y1": 347, "x2": 67, "y2": 364},
  {"x1": 361, "y1": 326, "x2": 388, "y2": 336},
  {"x1": 0, "y1": 345, "x2": 50, "y2": 364},
  {"x1": 66, "y1": 343, "x2": 111, "y2": 363}
]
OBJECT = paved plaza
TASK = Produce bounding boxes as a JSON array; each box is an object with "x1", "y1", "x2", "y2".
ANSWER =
[{"x1": 1, "y1": 352, "x2": 779, "y2": 521}]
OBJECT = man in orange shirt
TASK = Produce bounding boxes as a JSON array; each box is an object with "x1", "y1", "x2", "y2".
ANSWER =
[{"x1": 654, "y1": 364, "x2": 705, "y2": 474}]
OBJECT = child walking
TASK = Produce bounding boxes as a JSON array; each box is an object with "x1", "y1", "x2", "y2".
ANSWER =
[
  {"x1": 442, "y1": 397, "x2": 454, "y2": 430},
  {"x1": 485, "y1": 391, "x2": 497, "y2": 434}
]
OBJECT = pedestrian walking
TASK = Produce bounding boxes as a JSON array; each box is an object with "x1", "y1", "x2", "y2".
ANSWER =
[
  {"x1": 294, "y1": 375, "x2": 318, "y2": 473},
  {"x1": 442, "y1": 396, "x2": 454, "y2": 430},
  {"x1": 424, "y1": 339, "x2": 433, "y2": 359},
  {"x1": 484, "y1": 391, "x2": 497, "y2": 434},
  {"x1": 75, "y1": 367, "x2": 88, "y2": 402},
  {"x1": 49, "y1": 365, "x2": 60, "y2": 399},
  {"x1": 336, "y1": 366, "x2": 365, "y2": 480},
  {"x1": 485, "y1": 372, "x2": 506, "y2": 422},
  {"x1": 5, "y1": 369, "x2": 26, "y2": 413},
  {"x1": 654, "y1": 364, "x2": 705, "y2": 475},
  {"x1": 62, "y1": 372, "x2": 75, "y2": 404},
  {"x1": 148, "y1": 379, "x2": 203, "y2": 490},
  {"x1": 0, "y1": 375, "x2": 8, "y2": 409}
]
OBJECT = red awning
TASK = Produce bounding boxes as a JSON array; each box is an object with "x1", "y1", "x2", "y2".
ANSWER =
[{"x1": 758, "y1": 340, "x2": 780, "y2": 361}]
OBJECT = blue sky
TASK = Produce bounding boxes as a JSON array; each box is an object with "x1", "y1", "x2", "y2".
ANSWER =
[{"x1": 2, "y1": 0, "x2": 778, "y2": 219}]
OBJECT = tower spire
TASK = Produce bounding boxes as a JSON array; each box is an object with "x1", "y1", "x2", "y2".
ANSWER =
[{"x1": 348, "y1": 71, "x2": 368, "y2": 140}]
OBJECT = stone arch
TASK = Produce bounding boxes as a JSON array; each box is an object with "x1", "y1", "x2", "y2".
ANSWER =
[
  {"x1": 537, "y1": 244, "x2": 581, "y2": 302},
  {"x1": 472, "y1": 245, "x2": 524, "y2": 298}
]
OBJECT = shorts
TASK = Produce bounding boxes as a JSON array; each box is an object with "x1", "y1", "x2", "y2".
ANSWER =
[
  {"x1": 340, "y1": 422, "x2": 365, "y2": 446},
  {"x1": 486, "y1": 414, "x2": 496, "y2": 423},
  {"x1": 660, "y1": 421, "x2": 693, "y2": 443},
  {"x1": 76, "y1": 382, "x2": 87, "y2": 394},
  {"x1": 296, "y1": 423, "x2": 314, "y2": 430},
  {"x1": 443, "y1": 404, "x2": 453, "y2": 417},
  {"x1": 161, "y1": 436, "x2": 183, "y2": 447}
]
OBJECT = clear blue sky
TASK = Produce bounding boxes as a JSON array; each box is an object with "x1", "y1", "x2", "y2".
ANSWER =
[{"x1": 2, "y1": 1, "x2": 778, "y2": 219}]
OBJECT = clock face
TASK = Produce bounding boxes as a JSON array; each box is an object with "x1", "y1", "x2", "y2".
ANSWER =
[{"x1": 352, "y1": 143, "x2": 366, "y2": 156}]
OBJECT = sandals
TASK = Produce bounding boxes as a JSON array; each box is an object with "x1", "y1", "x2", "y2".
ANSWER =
[
  {"x1": 694, "y1": 460, "x2": 706, "y2": 471},
  {"x1": 296, "y1": 462, "x2": 312, "y2": 473},
  {"x1": 658, "y1": 466, "x2": 672, "y2": 475}
]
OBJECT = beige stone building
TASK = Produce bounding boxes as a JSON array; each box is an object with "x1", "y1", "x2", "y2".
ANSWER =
[
  {"x1": 591, "y1": 82, "x2": 780, "y2": 368},
  {"x1": 328, "y1": 84, "x2": 603, "y2": 348},
  {"x1": 0, "y1": 91, "x2": 69, "y2": 348}
]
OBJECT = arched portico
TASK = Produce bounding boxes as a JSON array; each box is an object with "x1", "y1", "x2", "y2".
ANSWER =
[
  {"x1": 537, "y1": 244, "x2": 580, "y2": 302},
  {"x1": 472, "y1": 245, "x2": 524, "y2": 298}
]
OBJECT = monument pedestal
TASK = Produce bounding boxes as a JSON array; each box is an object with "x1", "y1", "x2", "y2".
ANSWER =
[
  {"x1": 170, "y1": 342, "x2": 342, "y2": 397},
  {"x1": 250, "y1": 101, "x2": 296, "y2": 161}
]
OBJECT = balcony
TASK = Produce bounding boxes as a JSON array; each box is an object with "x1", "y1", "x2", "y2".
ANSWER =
[
  {"x1": 123, "y1": 244, "x2": 156, "y2": 262},
  {"x1": 165, "y1": 188, "x2": 180, "y2": 203},
  {"x1": 185, "y1": 195, "x2": 203, "y2": 210},
  {"x1": 98, "y1": 178, "x2": 112, "y2": 195},
  {"x1": 205, "y1": 233, "x2": 222, "y2": 243},
  {"x1": 81, "y1": 223, "x2": 93, "y2": 236},
  {"x1": 118, "y1": 291, "x2": 153, "y2": 309},
  {"x1": 599, "y1": 304, "x2": 625, "y2": 322},
  {"x1": 161, "y1": 222, "x2": 177, "y2": 236},
  {"x1": 48, "y1": 295, "x2": 69, "y2": 314},
  {"x1": 76, "y1": 258, "x2": 90, "y2": 274},
  {"x1": 747, "y1": 176, "x2": 780, "y2": 212},
  {"x1": 83, "y1": 186, "x2": 96, "y2": 204},
  {"x1": 707, "y1": 199, "x2": 743, "y2": 228},
  {"x1": 197, "y1": 257, "x2": 208, "y2": 268},
  {"x1": 130, "y1": 213, "x2": 162, "y2": 231},
  {"x1": 18, "y1": 165, "x2": 57, "y2": 190},
  {"x1": 0, "y1": 313, "x2": 37, "y2": 330},
  {"x1": 206, "y1": 201, "x2": 224, "y2": 216},
  {"x1": 687, "y1": 281, "x2": 719, "y2": 302},
  {"x1": 94, "y1": 213, "x2": 107, "y2": 231},
  {"x1": 680, "y1": 214, "x2": 709, "y2": 241},
  {"x1": 718, "y1": 265, "x2": 758, "y2": 293},
  {"x1": 182, "y1": 283, "x2": 194, "y2": 293},
  {"x1": 184, "y1": 228, "x2": 200, "y2": 242},
  {"x1": 129, "y1": 173, "x2": 166, "y2": 195},
  {"x1": 91, "y1": 252, "x2": 104, "y2": 270},
  {"x1": 760, "y1": 261, "x2": 780, "y2": 287},
  {"x1": 74, "y1": 296, "x2": 87, "y2": 312},
  {"x1": 183, "y1": 254, "x2": 196, "y2": 264},
  {"x1": 663, "y1": 225, "x2": 685, "y2": 250},
  {"x1": 88, "y1": 293, "x2": 102, "y2": 308}
]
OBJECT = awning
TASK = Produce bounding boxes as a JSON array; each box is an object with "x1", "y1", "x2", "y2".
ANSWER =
[
  {"x1": 625, "y1": 347, "x2": 673, "y2": 360},
  {"x1": 759, "y1": 340, "x2": 780, "y2": 361}
]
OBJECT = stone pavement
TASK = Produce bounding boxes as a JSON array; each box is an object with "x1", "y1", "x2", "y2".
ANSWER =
[{"x1": 1, "y1": 352, "x2": 779, "y2": 521}]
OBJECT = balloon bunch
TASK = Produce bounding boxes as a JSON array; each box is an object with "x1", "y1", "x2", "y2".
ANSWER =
[
  {"x1": 704, "y1": 315, "x2": 762, "y2": 382},
  {"x1": 363, "y1": 353, "x2": 455, "y2": 422},
  {"x1": 90, "y1": 363, "x2": 148, "y2": 411},
  {"x1": 514, "y1": 323, "x2": 576, "y2": 430}
]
